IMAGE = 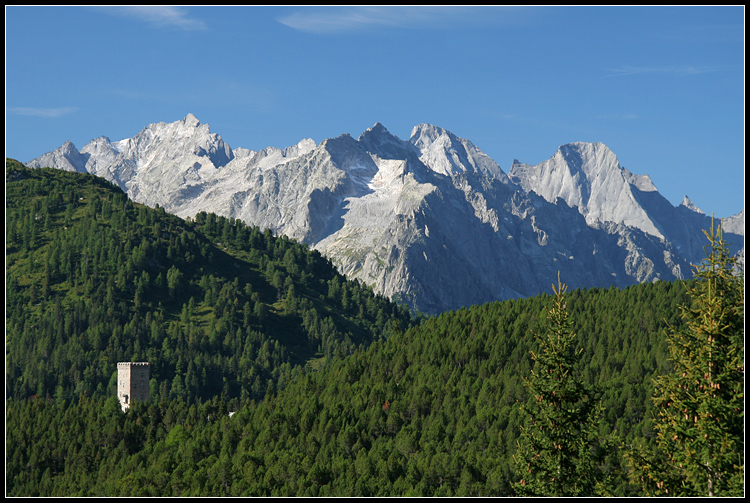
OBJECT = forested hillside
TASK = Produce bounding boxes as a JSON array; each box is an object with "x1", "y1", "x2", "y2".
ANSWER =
[
  {"x1": 6, "y1": 159, "x2": 742, "y2": 496},
  {"x1": 8, "y1": 271, "x2": 694, "y2": 494},
  {"x1": 6, "y1": 159, "x2": 415, "y2": 406}
]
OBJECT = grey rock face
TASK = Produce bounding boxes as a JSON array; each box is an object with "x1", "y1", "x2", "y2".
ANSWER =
[
  {"x1": 509, "y1": 142, "x2": 661, "y2": 235},
  {"x1": 28, "y1": 140, "x2": 88, "y2": 173},
  {"x1": 410, "y1": 123, "x2": 508, "y2": 181},
  {"x1": 26, "y1": 115, "x2": 744, "y2": 314},
  {"x1": 508, "y1": 142, "x2": 744, "y2": 268}
]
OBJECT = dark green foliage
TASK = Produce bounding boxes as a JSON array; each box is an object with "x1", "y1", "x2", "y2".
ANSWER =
[
  {"x1": 6, "y1": 159, "x2": 415, "y2": 406},
  {"x1": 513, "y1": 275, "x2": 608, "y2": 496},
  {"x1": 8, "y1": 157, "x2": 724, "y2": 497},
  {"x1": 8, "y1": 259, "x2": 692, "y2": 495},
  {"x1": 627, "y1": 220, "x2": 744, "y2": 496}
]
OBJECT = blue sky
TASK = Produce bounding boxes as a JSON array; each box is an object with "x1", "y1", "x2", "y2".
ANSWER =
[{"x1": 5, "y1": 6, "x2": 745, "y2": 218}]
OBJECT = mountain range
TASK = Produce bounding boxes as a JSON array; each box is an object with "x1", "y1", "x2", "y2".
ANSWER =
[{"x1": 26, "y1": 114, "x2": 744, "y2": 314}]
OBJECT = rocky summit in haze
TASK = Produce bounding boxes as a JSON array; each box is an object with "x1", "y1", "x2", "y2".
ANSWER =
[{"x1": 26, "y1": 114, "x2": 744, "y2": 314}]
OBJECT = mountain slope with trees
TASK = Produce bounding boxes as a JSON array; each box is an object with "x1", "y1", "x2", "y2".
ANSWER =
[
  {"x1": 6, "y1": 158, "x2": 416, "y2": 407},
  {"x1": 8, "y1": 273, "x2": 697, "y2": 494},
  {"x1": 6, "y1": 159, "x2": 742, "y2": 496}
]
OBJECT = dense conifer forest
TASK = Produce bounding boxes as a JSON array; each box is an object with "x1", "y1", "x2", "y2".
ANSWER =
[
  {"x1": 5, "y1": 159, "x2": 743, "y2": 496},
  {"x1": 6, "y1": 159, "x2": 415, "y2": 406}
]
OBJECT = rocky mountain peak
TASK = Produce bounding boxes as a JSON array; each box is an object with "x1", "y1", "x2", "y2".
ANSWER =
[
  {"x1": 512, "y1": 142, "x2": 623, "y2": 202},
  {"x1": 24, "y1": 117, "x2": 744, "y2": 314},
  {"x1": 409, "y1": 123, "x2": 448, "y2": 144},
  {"x1": 61, "y1": 139, "x2": 77, "y2": 151},
  {"x1": 53, "y1": 140, "x2": 83, "y2": 160},
  {"x1": 369, "y1": 121, "x2": 388, "y2": 132},
  {"x1": 358, "y1": 122, "x2": 391, "y2": 140},
  {"x1": 182, "y1": 113, "x2": 200, "y2": 128},
  {"x1": 145, "y1": 114, "x2": 233, "y2": 168},
  {"x1": 26, "y1": 140, "x2": 87, "y2": 173},
  {"x1": 680, "y1": 195, "x2": 704, "y2": 214},
  {"x1": 509, "y1": 141, "x2": 668, "y2": 237},
  {"x1": 409, "y1": 123, "x2": 507, "y2": 180},
  {"x1": 555, "y1": 142, "x2": 619, "y2": 178},
  {"x1": 80, "y1": 137, "x2": 121, "y2": 172},
  {"x1": 283, "y1": 138, "x2": 317, "y2": 158},
  {"x1": 358, "y1": 123, "x2": 415, "y2": 160},
  {"x1": 318, "y1": 133, "x2": 378, "y2": 175},
  {"x1": 82, "y1": 136, "x2": 115, "y2": 151},
  {"x1": 506, "y1": 141, "x2": 741, "y2": 250}
]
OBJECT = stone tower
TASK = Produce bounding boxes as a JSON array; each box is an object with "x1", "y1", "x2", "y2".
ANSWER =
[{"x1": 117, "y1": 362, "x2": 150, "y2": 411}]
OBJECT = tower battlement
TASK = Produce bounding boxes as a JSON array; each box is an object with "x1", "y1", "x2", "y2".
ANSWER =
[{"x1": 117, "y1": 362, "x2": 150, "y2": 411}]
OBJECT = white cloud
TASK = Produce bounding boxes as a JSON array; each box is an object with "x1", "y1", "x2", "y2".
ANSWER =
[
  {"x1": 277, "y1": 6, "x2": 520, "y2": 34},
  {"x1": 9, "y1": 107, "x2": 78, "y2": 118},
  {"x1": 101, "y1": 6, "x2": 207, "y2": 31}
]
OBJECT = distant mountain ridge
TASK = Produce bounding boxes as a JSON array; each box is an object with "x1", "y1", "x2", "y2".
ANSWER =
[{"x1": 26, "y1": 114, "x2": 744, "y2": 314}]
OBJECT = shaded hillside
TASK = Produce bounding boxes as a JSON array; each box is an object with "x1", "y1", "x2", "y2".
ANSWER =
[{"x1": 5, "y1": 159, "x2": 416, "y2": 405}]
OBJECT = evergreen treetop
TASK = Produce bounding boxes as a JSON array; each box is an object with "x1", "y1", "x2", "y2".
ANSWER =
[
  {"x1": 628, "y1": 219, "x2": 744, "y2": 496},
  {"x1": 513, "y1": 273, "x2": 608, "y2": 496}
]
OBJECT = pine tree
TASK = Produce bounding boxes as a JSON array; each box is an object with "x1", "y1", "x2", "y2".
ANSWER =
[
  {"x1": 512, "y1": 273, "x2": 606, "y2": 496},
  {"x1": 627, "y1": 219, "x2": 744, "y2": 496}
]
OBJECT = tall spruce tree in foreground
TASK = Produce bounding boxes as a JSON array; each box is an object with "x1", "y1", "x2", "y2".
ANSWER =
[
  {"x1": 512, "y1": 274, "x2": 607, "y2": 496},
  {"x1": 627, "y1": 220, "x2": 744, "y2": 496}
]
